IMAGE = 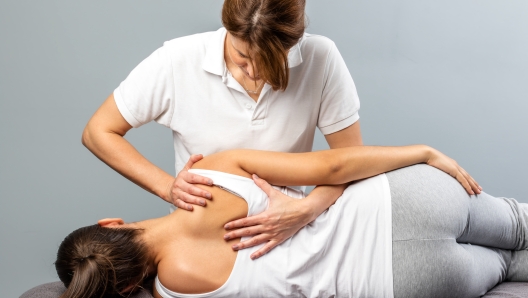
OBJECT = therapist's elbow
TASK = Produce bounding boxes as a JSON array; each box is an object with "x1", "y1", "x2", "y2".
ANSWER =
[
  {"x1": 81, "y1": 123, "x2": 94, "y2": 149},
  {"x1": 81, "y1": 119, "x2": 103, "y2": 151}
]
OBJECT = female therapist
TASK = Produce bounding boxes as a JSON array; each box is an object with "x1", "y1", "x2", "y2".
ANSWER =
[{"x1": 82, "y1": 0, "x2": 370, "y2": 260}]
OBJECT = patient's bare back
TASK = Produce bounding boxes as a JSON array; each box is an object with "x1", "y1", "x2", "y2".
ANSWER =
[{"x1": 154, "y1": 157, "x2": 250, "y2": 296}]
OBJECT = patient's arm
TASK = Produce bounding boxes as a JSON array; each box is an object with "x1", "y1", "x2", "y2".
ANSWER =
[{"x1": 194, "y1": 145, "x2": 480, "y2": 195}]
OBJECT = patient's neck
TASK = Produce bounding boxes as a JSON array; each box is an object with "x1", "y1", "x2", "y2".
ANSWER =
[{"x1": 132, "y1": 213, "x2": 183, "y2": 274}]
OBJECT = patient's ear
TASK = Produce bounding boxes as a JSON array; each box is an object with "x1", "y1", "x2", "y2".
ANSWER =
[{"x1": 98, "y1": 218, "x2": 125, "y2": 227}]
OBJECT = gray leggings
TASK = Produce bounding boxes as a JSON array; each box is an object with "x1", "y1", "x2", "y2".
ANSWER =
[{"x1": 387, "y1": 164, "x2": 528, "y2": 298}]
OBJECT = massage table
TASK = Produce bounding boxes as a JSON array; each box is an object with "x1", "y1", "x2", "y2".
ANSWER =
[{"x1": 20, "y1": 280, "x2": 528, "y2": 297}]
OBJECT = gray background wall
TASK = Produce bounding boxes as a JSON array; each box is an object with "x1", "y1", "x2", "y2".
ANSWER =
[{"x1": 1, "y1": 0, "x2": 527, "y2": 296}]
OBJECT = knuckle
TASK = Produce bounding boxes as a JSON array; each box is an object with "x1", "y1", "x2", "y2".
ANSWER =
[
  {"x1": 263, "y1": 246, "x2": 272, "y2": 254},
  {"x1": 183, "y1": 184, "x2": 194, "y2": 194},
  {"x1": 183, "y1": 193, "x2": 194, "y2": 203},
  {"x1": 176, "y1": 179, "x2": 186, "y2": 187},
  {"x1": 190, "y1": 196, "x2": 200, "y2": 204},
  {"x1": 188, "y1": 186, "x2": 199, "y2": 196}
]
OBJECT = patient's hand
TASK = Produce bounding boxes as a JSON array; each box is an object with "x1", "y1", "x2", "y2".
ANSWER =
[
  {"x1": 223, "y1": 174, "x2": 313, "y2": 260},
  {"x1": 426, "y1": 148, "x2": 482, "y2": 195}
]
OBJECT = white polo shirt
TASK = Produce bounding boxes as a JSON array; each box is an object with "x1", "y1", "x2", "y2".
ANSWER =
[{"x1": 114, "y1": 27, "x2": 360, "y2": 175}]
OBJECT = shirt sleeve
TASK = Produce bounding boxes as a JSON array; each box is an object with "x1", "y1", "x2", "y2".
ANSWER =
[
  {"x1": 113, "y1": 42, "x2": 175, "y2": 128},
  {"x1": 317, "y1": 41, "x2": 360, "y2": 135}
]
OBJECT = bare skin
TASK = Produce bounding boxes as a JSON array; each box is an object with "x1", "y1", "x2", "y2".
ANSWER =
[
  {"x1": 99, "y1": 146, "x2": 481, "y2": 297},
  {"x1": 99, "y1": 183, "x2": 247, "y2": 296}
]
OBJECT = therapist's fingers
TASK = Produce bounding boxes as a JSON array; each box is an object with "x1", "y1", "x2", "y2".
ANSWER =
[
  {"x1": 172, "y1": 172, "x2": 212, "y2": 202},
  {"x1": 174, "y1": 198, "x2": 194, "y2": 211},
  {"x1": 182, "y1": 183, "x2": 212, "y2": 201},
  {"x1": 181, "y1": 171, "x2": 213, "y2": 186},
  {"x1": 250, "y1": 240, "x2": 280, "y2": 260},
  {"x1": 224, "y1": 214, "x2": 264, "y2": 231},
  {"x1": 170, "y1": 182, "x2": 211, "y2": 209},
  {"x1": 252, "y1": 174, "x2": 277, "y2": 198},
  {"x1": 224, "y1": 224, "x2": 265, "y2": 240},
  {"x1": 231, "y1": 233, "x2": 269, "y2": 251},
  {"x1": 168, "y1": 154, "x2": 212, "y2": 209},
  {"x1": 177, "y1": 190, "x2": 208, "y2": 207}
]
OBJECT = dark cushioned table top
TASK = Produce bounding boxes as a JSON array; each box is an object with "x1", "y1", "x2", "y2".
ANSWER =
[
  {"x1": 20, "y1": 280, "x2": 154, "y2": 298},
  {"x1": 20, "y1": 281, "x2": 528, "y2": 297}
]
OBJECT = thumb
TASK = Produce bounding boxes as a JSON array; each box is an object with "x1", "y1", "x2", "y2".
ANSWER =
[
  {"x1": 190, "y1": 154, "x2": 204, "y2": 163},
  {"x1": 253, "y1": 174, "x2": 276, "y2": 198},
  {"x1": 183, "y1": 154, "x2": 203, "y2": 171}
]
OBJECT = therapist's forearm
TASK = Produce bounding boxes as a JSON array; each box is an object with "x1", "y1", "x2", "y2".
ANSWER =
[
  {"x1": 303, "y1": 121, "x2": 360, "y2": 221},
  {"x1": 82, "y1": 125, "x2": 174, "y2": 203},
  {"x1": 82, "y1": 95, "x2": 175, "y2": 202},
  {"x1": 302, "y1": 184, "x2": 348, "y2": 222}
]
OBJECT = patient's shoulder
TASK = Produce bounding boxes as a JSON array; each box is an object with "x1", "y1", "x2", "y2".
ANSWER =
[
  {"x1": 191, "y1": 150, "x2": 251, "y2": 178},
  {"x1": 157, "y1": 236, "x2": 238, "y2": 294}
]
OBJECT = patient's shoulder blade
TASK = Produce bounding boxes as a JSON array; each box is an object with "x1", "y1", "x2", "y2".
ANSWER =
[{"x1": 157, "y1": 179, "x2": 248, "y2": 294}]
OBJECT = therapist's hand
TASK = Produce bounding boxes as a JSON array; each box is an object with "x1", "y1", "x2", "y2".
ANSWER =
[
  {"x1": 223, "y1": 174, "x2": 314, "y2": 260},
  {"x1": 169, "y1": 154, "x2": 214, "y2": 211}
]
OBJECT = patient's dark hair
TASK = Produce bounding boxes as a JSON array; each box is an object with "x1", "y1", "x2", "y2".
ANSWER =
[{"x1": 55, "y1": 224, "x2": 149, "y2": 298}]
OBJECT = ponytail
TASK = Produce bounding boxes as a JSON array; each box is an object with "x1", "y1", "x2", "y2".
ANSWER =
[
  {"x1": 56, "y1": 224, "x2": 148, "y2": 298},
  {"x1": 60, "y1": 255, "x2": 107, "y2": 298}
]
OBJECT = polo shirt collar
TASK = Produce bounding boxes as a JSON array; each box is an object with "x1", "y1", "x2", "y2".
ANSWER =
[
  {"x1": 287, "y1": 41, "x2": 303, "y2": 69},
  {"x1": 202, "y1": 27, "x2": 304, "y2": 76}
]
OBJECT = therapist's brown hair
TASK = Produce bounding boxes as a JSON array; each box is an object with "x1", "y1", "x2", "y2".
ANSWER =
[{"x1": 222, "y1": 0, "x2": 306, "y2": 91}]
